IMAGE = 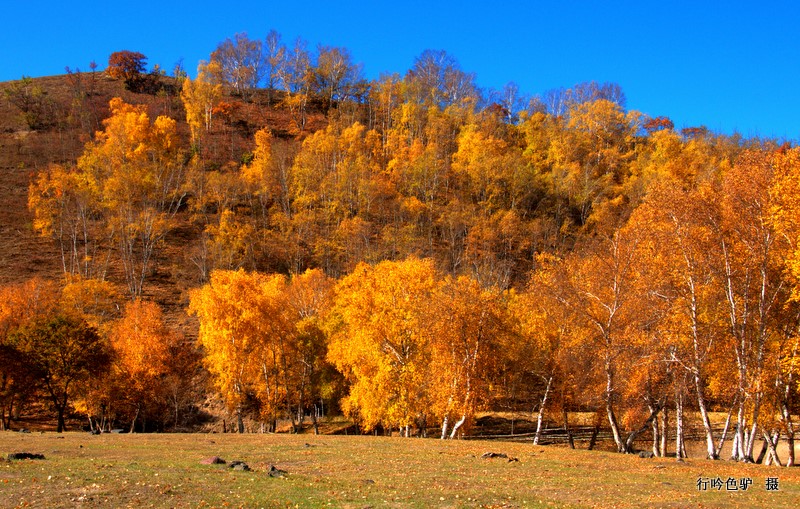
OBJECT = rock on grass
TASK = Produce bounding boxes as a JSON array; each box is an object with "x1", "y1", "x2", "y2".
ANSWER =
[
  {"x1": 229, "y1": 461, "x2": 251, "y2": 471},
  {"x1": 7, "y1": 452, "x2": 45, "y2": 460},
  {"x1": 200, "y1": 456, "x2": 226, "y2": 465},
  {"x1": 267, "y1": 465, "x2": 287, "y2": 477}
]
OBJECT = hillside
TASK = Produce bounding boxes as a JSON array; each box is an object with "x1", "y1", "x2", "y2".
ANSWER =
[
  {"x1": 0, "y1": 72, "x2": 325, "y2": 321},
  {"x1": 2, "y1": 63, "x2": 800, "y2": 472}
]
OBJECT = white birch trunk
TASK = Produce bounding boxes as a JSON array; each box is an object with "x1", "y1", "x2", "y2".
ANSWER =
[
  {"x1": 715, "y1": 403, "x2": 735, "y2": 460},
  {"x1": 605, "y1": 362, "x2": 624, "y2": 452},
  {"x1": 730, "y1": 430, "x2": 740, "y2": 461},
  {"x1": 533, "y1": 376, "x2": 553, "y2": 446},
  {"x1": 449, "y1": 415, "x2": 466, "y2": 439},
  {"x1": 660, "y1": 407, "x2": 668, "y2": 457},
  {"x1": 675, "y1": 391, "x2": 685, "y2": 460},
  {"x1": 763, "y1": 431, "x2": 782, "y2": 467},
  {"x1": 694, "y1": 373, "x2": 717, "y2": 459},
  {"x1": 652, "y1": 411, "x2": 660, "y2": 457}
]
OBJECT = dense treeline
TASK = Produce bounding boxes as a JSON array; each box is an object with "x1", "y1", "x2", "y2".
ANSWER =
[
  {"x1": 0, "y1": 278, "x2": 201, "y2": 432},
  {"x1": 2, "y1": 30, "x2": 800, "y2": 466}
]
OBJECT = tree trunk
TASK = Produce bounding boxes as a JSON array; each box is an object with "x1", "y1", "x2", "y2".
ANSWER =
[
  {"x1": 732, "y1": 398, "x2": 746, "y2": 461},
  {"x1": 0, "y1": 405, "x2": 7, "y2": 431},
  {"x1": 173, "y1": 393, "x2": 180, "y2": 429},
  {"x1": 100, "y1": 406, "x2": 108, "y2": 433},
  {"x1": 588, "y1": 425, "x2": 600, "y2": 451},
  {"x1": 56, "y1": 406, "x2": 66, "y2": 433},
  {"x1": 449, "y1": 415, "x2": 466, "y2": 439},
  {"x1": 652, "y1": 409, "x2": 660, "y2": 457},
  {"x1": 624, "y1": 403, "x2": 662, "y2": 454},
  {"x1": 716, "y1": 402, "x2": 735, "y2": 460},
  {"x1": 533, "y1": 376, "x2": 552, "y2": 446},
  {"x1": 755, "y1": 436, "x2": 768, "y2": 464},
  {"x1": 782, "y1": 401, "x2": 795, "y2": 467},
  {"x1": 129, "y1": 403, "x2": 141, "y2": 433},
  {"x1": 675, "y1": 391, "x2": 685, "y2": 460},
  {"x1": 745, "y1": 419, "x2": 760, "y2": 462},
  {"x1": 605, "y1": 366, "x2": 623, "y2": 452},
  {"x1": 440, "y1": 415, "x2": 449, "y2": 440},
  {"x1": 563, "y1": 407, "x2": 575, "y2": 449},
  {"x1": 694, "y1": 378, "x2": 717, "y2": 459},
  {"x1": 730, "y1": 428, "x2": 740, "y2": 461},
  {"x1": 295, "y1": 406, "x2": 305, "y2": 433},
  {"x1": 312, "y1": 404, "x2": 320, "y2": 435},
  {"x1": 660, "y1": 407, "x2": 668, "y2": 457},
  {"x1": 764, "y1": 431, "x2": 783, "y2": 467},
  {"x1": 606, "y1": 403, "x2": 623, "y2": 451}
]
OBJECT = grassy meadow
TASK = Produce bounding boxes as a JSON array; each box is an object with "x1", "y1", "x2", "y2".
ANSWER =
[{"x1": 2, "y1": 432, "x2": 800, "y2": 508}]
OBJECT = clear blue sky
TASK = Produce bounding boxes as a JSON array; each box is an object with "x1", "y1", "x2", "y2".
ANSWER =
[{"x1": 2, "y1": 1, "x2": 798, "y2": 140}]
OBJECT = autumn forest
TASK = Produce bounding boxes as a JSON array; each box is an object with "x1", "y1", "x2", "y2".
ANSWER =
[{"x1": 2, "y1": 32, "x2": 800, "y2": 467}]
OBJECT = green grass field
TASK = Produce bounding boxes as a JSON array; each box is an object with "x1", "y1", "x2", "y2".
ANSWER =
[{"x1": 1, "y1": 431, "x2": 798, "y2": 508}]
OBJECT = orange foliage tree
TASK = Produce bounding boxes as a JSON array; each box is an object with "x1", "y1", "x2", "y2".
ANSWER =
[
  {"x1": 430, "y1": 276, "x2": 509, "y2": 438},
  {"x1": 180, "y1": 60, "x2": 222, "y2": 148},
  {"x1": 538, "y1": 229, "x2": 666, "y2": 453},
  {"x1": 0, "y1": 279, "x2": 61, "y2": 430},
  {"x1": 108, "y1": 300, "x2": 183, "y2": 432},
  {"x1": 11, "y1": 314, "x2": 111, "y2": 433},
  {"x1": 326, "y1": 258, "x2": 442, "y2": 434},
  {"x1": 189, "y1": 268, "x2": 334, "y2": 432},
  {"x1": 326, "y1": 258, "x2": 509, "y2": 437}
]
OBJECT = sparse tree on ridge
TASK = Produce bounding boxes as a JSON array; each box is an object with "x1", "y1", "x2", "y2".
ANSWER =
[
  {"x1": 210, "y1": 33, "x2": 264, "y2": 98},
  {"x1": 107, "y1": 51, "x2": 148, "y2": 90}
]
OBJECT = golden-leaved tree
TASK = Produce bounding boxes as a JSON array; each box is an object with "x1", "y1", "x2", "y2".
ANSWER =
[
  {"x1": 430, "y1": 276, "x2": 508, "y2": 438},
  {"x1": 12, "y1": 313, "x2": 111, "y2": 433},
  {"x1": 75, "y1": 98, "x2": 189, "y2": 298},
  {"x1": 538, "y1": 228, "x2": 668, "y2": 454},
  {"x1": 30, "y1": 98, "x2": 190, "y2": 299},
  {"x1": 510, "y1": 259, "x2": 573, "y2": 446},
  {"x1": 290, "y1": 121, "x2": 384, "y2": 275},
  {"x1": 766, "y1": 146, "x2": 800, "y2": 466},
  {"x1": 326, "y1": 258, "x2": 441, "y2": 434},
  {"x1": 326, "y1": 258, "x2": 508, "y2": 437},
  {"x1": 189, "y1": 268, "x2": 334, "y2": 432},
  {"x1": 189, "y1": 269, "x2": 268, "y2": 432},
  {"x1": 28, "y1": 164, "x2": 109, "y2": 279},
  {"x1": 709, "y1": 149, "x2": 790, "y2": 462},
  {"x1": 284, "y1": 268, "x2": 337, "y2": 433},
  {"x1": 180, "y1": 61, "x2": 222, "y2": 148},
  {"x1": 627, "y1": 178, "x2": 731, "y2": 459}
]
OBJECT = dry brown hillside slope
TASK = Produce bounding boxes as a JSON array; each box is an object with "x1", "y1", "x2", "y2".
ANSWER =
[{"x1": 0, "y1": 73, "x2": 325, "y2": 328}]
